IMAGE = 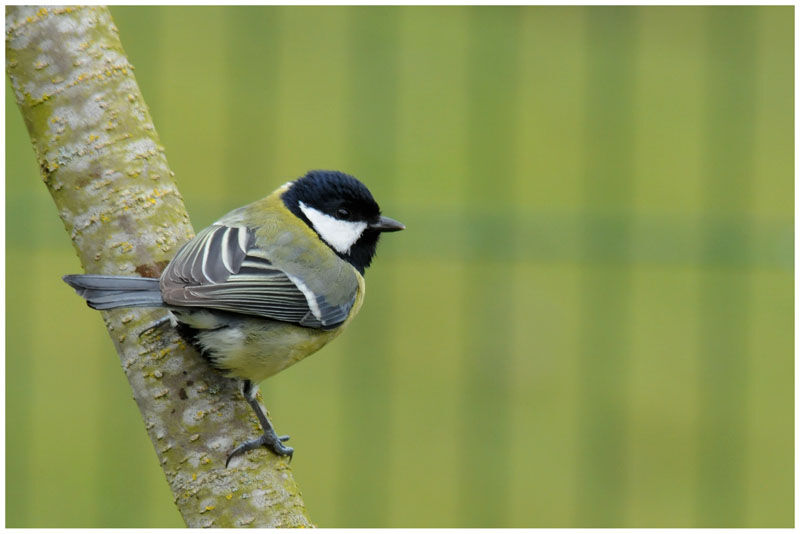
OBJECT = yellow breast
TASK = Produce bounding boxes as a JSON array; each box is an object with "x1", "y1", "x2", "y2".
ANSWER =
[{"x1": 195, "y1": 273, "x2": 365, "y2": 384}]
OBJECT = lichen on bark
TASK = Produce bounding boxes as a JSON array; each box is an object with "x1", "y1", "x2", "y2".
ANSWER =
[{"x1": 6, "y1": 5, "x2": 313, "y2": 528}]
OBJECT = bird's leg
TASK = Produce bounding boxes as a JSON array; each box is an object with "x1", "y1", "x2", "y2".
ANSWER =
[{"x1": 226, "y1": 379, "x2": 293, "y2": 467}]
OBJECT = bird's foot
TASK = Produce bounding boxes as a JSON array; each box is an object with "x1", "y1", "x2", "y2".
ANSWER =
[{"x1": 226, "y1": 432, "x2": 292, "y2": 467}]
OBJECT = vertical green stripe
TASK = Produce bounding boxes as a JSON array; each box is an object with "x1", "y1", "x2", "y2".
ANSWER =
[
  {"x1": 4, "y1": 260, "x2": 33, "y2": 527},
  {"x1": 5, "y1": 82, "x2": 37, "y2": 526},
  {"x1": 577, "y1": 6, "x2": 637, "y2": 526},
  {"x1": 337, "y1": 6, "x2": 399, "y2": 527},
  {"x1": 745, "y1": 7, "x2": 793, "y2": 527},
  {"x1": 696, "y1": 7, "x2": 757, "y2": 526},
  {"x1": 386, "y1": 7, "x2": 470, "y2": 525},
  {"x1": 224, "y1": 7, "x2": 283, "y2": 202},
  {"x1": 458, "y1": 6, "x2": 520, "y2": 527},
  {"x1": 111, "y1": 7, "x2": 164, "y2": 124}
]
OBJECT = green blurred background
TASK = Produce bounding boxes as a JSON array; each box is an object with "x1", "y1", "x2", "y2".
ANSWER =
[{"x1": 5, "y1": 5, "x2": 793, "y2": 528}]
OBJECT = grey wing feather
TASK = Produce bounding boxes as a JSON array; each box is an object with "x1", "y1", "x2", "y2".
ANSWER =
[
  {"x1": 161, "y1": 224, "x2": 354, "y2": 329},
  {"x1": 168, "y1": 225, "x2": 252, "y2": 285}
]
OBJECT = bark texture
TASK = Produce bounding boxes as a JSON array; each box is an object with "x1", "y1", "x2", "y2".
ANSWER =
[{"x1": 6, "y1": 6, "x2": 313, "y2": 528}]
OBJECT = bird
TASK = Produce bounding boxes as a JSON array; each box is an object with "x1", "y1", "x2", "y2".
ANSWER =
[{"x1": 63, "y1": 170, "x2": 404, "y2": 466}]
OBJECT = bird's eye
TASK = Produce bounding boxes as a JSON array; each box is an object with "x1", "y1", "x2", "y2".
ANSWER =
[{"x1": 336, "y1": 208, "x2": 351, "y2": 219}]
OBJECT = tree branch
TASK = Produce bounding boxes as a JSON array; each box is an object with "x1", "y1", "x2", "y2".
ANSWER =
[{"x1": 6, "y1": 6, "x2": 313, "y2": 528}]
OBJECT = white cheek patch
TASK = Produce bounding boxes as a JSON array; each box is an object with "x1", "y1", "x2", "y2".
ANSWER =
[{"x1": 298, "y1": 201, "x2": 368, "y2": 255}]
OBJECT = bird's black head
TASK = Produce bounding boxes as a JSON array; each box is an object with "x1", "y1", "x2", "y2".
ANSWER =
[{"x1": 282, "y1": 170, "x2": 404, "y2": 273}]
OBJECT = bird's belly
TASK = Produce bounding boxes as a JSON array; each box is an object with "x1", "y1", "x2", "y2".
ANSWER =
[{"x1": 173, "y1": 310, "x2": 341, "y2": 384}]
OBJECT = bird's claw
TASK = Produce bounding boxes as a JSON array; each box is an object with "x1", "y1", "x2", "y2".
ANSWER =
[
  {"x1": 138, "y1": 314, "x2": 173, "y2": 339},
  {"x1": 226, "y1": 433, "x2": 293, "y2": 468}
]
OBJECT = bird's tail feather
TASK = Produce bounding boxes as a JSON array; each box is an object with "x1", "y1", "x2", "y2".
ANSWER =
[{"x1": 63, "y1": 274, "x2": 164, "y2": 310}]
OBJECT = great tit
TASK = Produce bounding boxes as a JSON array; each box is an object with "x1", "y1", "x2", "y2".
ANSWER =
[{"x1": 63, "y1": 170, "x2": 404, "y2": 466}]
